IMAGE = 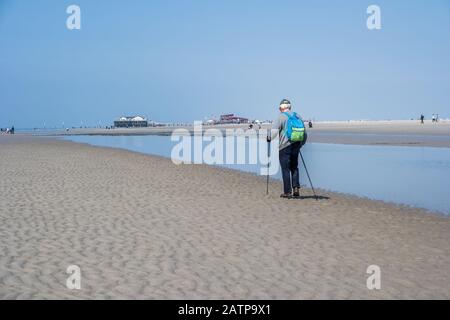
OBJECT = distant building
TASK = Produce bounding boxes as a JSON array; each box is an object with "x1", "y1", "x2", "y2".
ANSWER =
[
  {"x1": 218, "y1": 114, "x2": 249, "y2": 124},
  {"x1": 114, "y1": 116, "x2": 148, "y2": 128}
]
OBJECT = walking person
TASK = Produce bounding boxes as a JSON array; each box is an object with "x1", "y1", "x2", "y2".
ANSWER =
[
  {"x1": 267, "y1": 99, "x2": 307, "y2": 198},
  {"x1": 420, "y1": 114, "x2": 424, "y2": 124}
]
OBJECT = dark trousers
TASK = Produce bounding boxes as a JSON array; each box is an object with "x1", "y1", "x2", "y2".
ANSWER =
[{"x1": 279, "y1": 142, "x2": 302, "y2": 194}]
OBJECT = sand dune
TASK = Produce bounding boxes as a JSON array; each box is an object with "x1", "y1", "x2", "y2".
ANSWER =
[{"x1": 0, "y1": 136, "x2": 449, "y2": 299}]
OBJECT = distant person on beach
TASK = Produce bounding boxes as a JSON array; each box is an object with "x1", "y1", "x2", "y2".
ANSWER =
[
  {"x1": 420, "y1": 114, "x2": 424, "y2": 124},
  {"x1": 267, "y1": 99, "x2": 307, "y2": 198},
  {"x1": 308, "y1": 121, "x2": 313, "y2": 128},
  {"x1": 10, "y1": 126, "x2": 14, "y2": 134}
]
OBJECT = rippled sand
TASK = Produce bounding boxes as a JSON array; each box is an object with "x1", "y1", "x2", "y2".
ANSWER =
[{"x1": 0, "y1": 136, "x2": 449, "y2": 299}]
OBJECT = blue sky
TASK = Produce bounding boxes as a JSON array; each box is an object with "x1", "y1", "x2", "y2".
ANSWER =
[{"x1": 1, "y1": 0, "x2": 449, "y2": 128}]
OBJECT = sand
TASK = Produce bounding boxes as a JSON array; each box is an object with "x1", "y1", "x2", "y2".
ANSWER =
[
  {"x1": 0, "y1": 135, "x2": 449, "y2": 299},
  {"x1": 33, "y1": 120, "x2": 450, "y2": 148}
]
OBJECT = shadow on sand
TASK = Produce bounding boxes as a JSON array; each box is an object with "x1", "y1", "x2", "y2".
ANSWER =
[{"x1": 290, "y1": 195, "x2": 330, "y2": 200}]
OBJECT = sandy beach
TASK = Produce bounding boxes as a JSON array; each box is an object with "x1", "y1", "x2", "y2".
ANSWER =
[
  {"x1": 33, "y1": 120, "x2": 450, "y2": 148},
  {"x1": 0, "y1": 135, "x2": 449, "y2": 299}
]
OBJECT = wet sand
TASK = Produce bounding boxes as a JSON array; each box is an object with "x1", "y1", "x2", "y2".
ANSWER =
[
  {"x1": 0, "y1": 136, "x2": 449, "y2": 299},
  {"x1": 307, "y1": 120, "x2": 450, "y2": 148}
]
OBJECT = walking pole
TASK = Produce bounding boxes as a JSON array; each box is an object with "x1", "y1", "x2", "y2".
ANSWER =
[
  {"x1": 299, "y1": 150, "x2": 318, "y2": 200},
  {"x1": 266, "y1": 139, "x2": 271, "y2": 195}
]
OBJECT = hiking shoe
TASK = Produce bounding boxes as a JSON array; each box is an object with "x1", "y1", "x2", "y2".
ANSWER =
[
  {"x1": 280, "y1": 193, "x2": 291, "y2": 198},
  {"x1": 293, "y1": 187, "x2": 300, "y2": 197}
]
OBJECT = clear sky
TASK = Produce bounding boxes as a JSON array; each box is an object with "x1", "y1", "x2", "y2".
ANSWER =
[{"x1": 1, "y1": 0, "x2": 449, "y2": 128}]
